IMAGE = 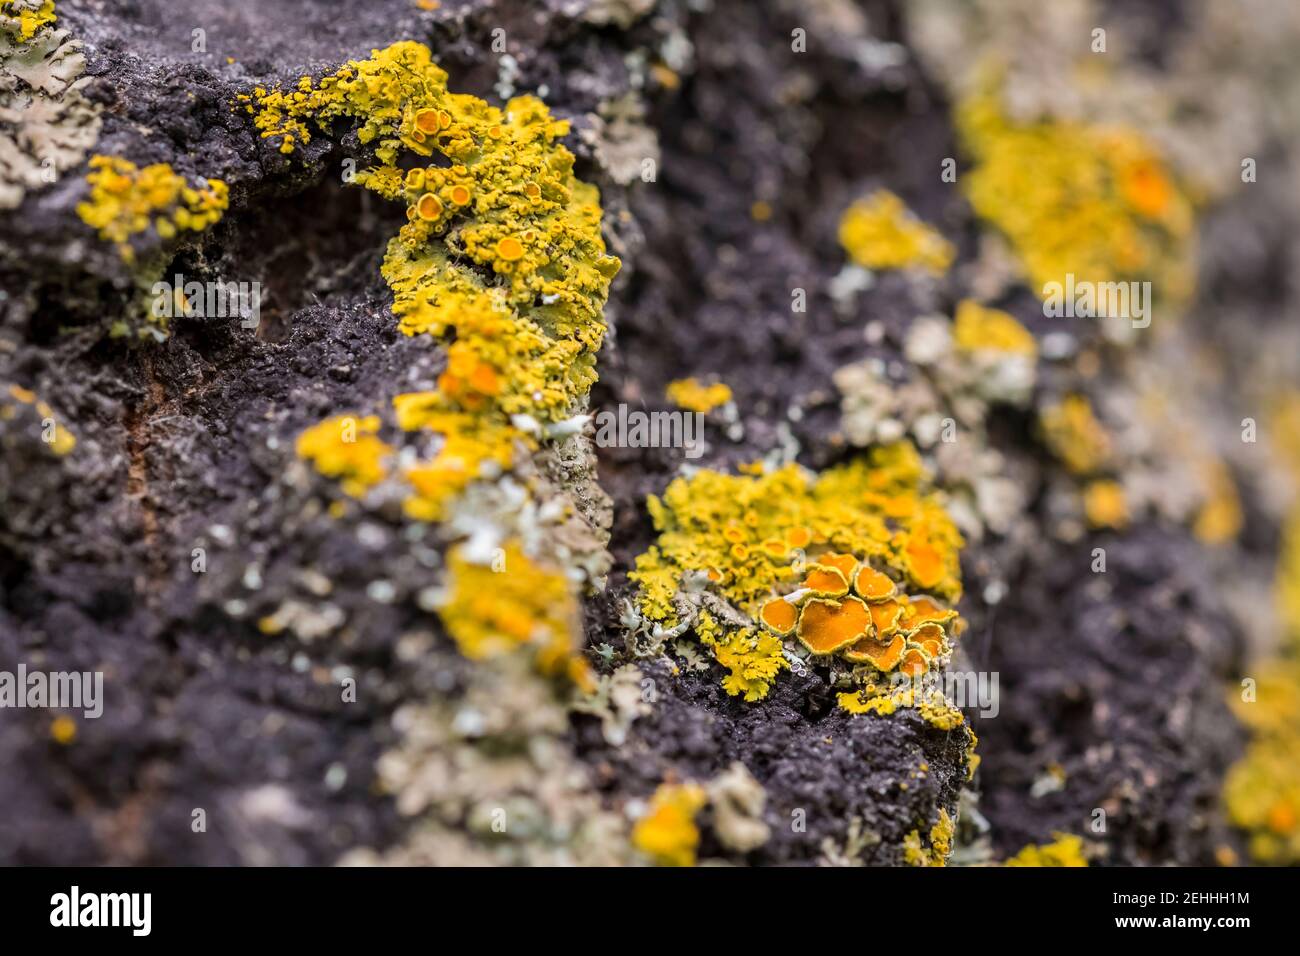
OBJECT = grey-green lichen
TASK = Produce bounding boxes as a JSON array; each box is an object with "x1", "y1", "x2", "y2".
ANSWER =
[
  {"x1": 339, "y1": 654, "x2": 636, "y2": 866},
  {"x1": 0, "y1": 18, "x2": 100, "y2": 209},
  {"x1": 833, "y1": 302, "x2": 1037, "y2": 540}
]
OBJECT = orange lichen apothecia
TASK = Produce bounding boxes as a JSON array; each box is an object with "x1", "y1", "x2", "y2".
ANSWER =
[{"x1": 631, "y1": 442, "x2": 965, "y2": 705}]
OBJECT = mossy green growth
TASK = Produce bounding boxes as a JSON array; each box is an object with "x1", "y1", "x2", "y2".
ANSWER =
[
  {"x1": 241, "y1": 41, "x2": 620, "y2": 424},
  {"x1": 956, "y1": 76, "x2": 1195, "y2": 305},
  {"x1": 631, "y1": 443, "x2": 965, "y2": 701},
  {"x1": 0, "y1": 0, "x2": 55, "y2": 41},
  {"x1": 76, "y1": 155, "x2": 229, "y2": 264}
]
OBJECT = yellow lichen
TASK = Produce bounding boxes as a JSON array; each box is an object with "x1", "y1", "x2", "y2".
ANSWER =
[
  {"x1": 1004, "y1": 833, "x2": 1088, "y2": 867},
  {"x1": 240, "y1": 42, "x2": 619, "y2": 423},
  {"x1": 296, "y1": 402, "x2": 524, "y2": 520},
  {"x1": 1223, "y1": 660, "x2": 1300, "y2": 863},
  {"x1": 837, "y1": 689, "x2": 881, "y2": 715},
  {"x1": 1083, "y1": 479, "x2": 1128, "y2": 530},
  {"x1": 952, "y1": 299, "x2": 1037, "y2": 358},
  {"x1": 49, "y1": 714, "x2": 76, "y2": 745},
  {"x1": 838, "y1": 190, "x2": 954, "y2": 276},
  {"x1": 76, "y1": 155, "x2": 228, "y2": 264},
  {"x1": 1225, "y1": 733, "x2": 1300, "y2": 865},
  {"x1": 632, "y1": 782, "x2": 707, "y2": 867},
  {"x1": 1279, "y1": 509, "x2": 1300, "y2": 646},
  {"x1": 294, "y1": 415, "x2": 392, "y2": 498},
  {"x1": 1040, "y1": 394, "x2": 1112, "y2": 477},
  {"x1": 1269, "y1": 392, "x2": 1300, "y2": 484},
  {"x1": 631, "y1": 442, "x2": 965, "y2": 700},
  {"x1": 437, "y1": 540, "x2": 592, "y2": 690},
  {"x1": 665, "y1": 377, "x2": 733, "y2": 413},
  {"x1": 1221, "y1": 490, "x2": 1300, "y2": 864},
  {"x1": 1193, "y1": 461, "x2": 1242, "y2": 545},
  {"x1": 956, "y1": 77, "x2": 1194, "y2": 306},
  {"x1": 0, "y1": 0, "x2": 55, "y2": 41},
  {"x1": 392, "y1": 393, "x2": 529, "y2": 521},
  {"x1": 902, "y1": 808, "x2": 955, "y2": 867},
  {"x1": 836, "y1": 683, "x2": 965, "y2": 731},
  {"x1": 249, "y1": 42, "x2": 618, "y2": 522},
  {"x1": 2, "y1": 384, "x2": 74, "y2": 455},
  {"x1": 695, "y1": 610, "x2": 788, "y2": 702}
]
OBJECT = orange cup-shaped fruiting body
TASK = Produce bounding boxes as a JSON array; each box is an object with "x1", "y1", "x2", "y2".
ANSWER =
[
  {"x1": 414, "y1": 108, "x2": 441, "y2": 134},
  {"x1": 803, "y1": 565, "x2": 849, "y2": 598},
  {"x1": 797, "y1": 596, "x2": 872, "y2": 655},
  {"x1": 901, "y1": 596, "x2": 958, "y2": 632},
  {"x1": 496, "y1": 236, "x2": 525, "y2": 261},
  {"x1": 759, "y1": 597, "x2": 799, "y2": 636},
  {"x1": 817, "y1": 552, "x2": 859, "y2": 581},
  {"x1": 868, "y1": 598, "x2": 906, "y2": 637},
  {"x1": 844, "y1": 633, "x2": 906, "y2": 670},
  {"x1": 853, "y1": 565, "x2": 897, "y2": 602},
  {"x1": 785, "y1": 525, "x2": 813, "y2": 549},
  {"x1": 416, "y1": 192, "x2": 443, "y2": 221},
  {"x1": 899, "y1": 647, "x2": 930, "y2": 677}
]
